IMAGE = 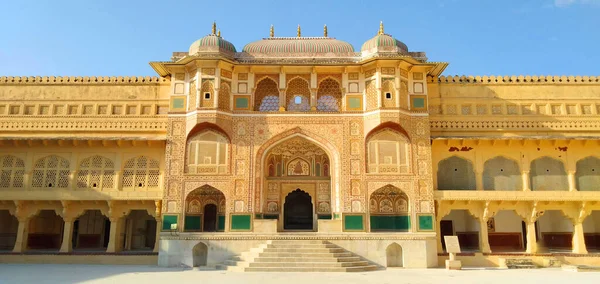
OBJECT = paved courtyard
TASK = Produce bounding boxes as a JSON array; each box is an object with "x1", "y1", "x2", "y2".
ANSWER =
[{"x1": 1, "y1": 264, "x2": 600, "y2": 284}]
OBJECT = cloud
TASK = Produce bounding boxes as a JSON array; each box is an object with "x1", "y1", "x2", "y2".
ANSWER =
[{"x1": 554, "y1": 0, "x2": 600, "y2": 7}]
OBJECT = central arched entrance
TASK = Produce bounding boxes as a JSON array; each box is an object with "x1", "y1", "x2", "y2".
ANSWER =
[
  {"x1": 284, "y1": 189, "x2": 313, "y2": 230},
  {"x1": 203, "y1": 204, "x2": 218, "y2": 232}
]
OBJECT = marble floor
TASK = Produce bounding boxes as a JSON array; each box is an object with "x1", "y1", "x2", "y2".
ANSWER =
[{"x1": 0, "y1": 264, "x2": 598, "y2": 284}]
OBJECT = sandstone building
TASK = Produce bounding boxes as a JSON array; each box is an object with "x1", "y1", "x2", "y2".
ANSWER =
[{"x1": 1, "y1": 23, "x2": 600, "y2": 269}]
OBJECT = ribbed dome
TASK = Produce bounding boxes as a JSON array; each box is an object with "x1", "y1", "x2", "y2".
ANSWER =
[
  {"x1": 189, "y1": 34, "x2": 237, "y2": 55},
  {"x1": 361, "y1": 33, "x2": 408, "y2": 53},
  {"x1": 242, "y1": 37, "x2": 355, "y2": 57}
]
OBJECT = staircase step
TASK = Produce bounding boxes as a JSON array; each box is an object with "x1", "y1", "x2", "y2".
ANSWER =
[
  {"x1": 243, "y1": 265, "x2": 378, "y2": 272},
  {"x1": 248, "y1": 261, "x2": 369, "y2": 268},
  {"x1": 269, "y1": 240, "x2": 327, "y2": 245},
  {"x1": 259, "y1": 252, "x2": 353, "y2": 258},
  {"x1": 262, "y1": 248, "x2": 344, "y2": 253},
  {"x1": 507, "y1": 264, "x2": 538, "y2": 269},
  {"x1": 254, "y1": 256, "x2": 361, "y2": 262},
  {"x1": 267, "y1": 244, "x2": 338, "y2": 249}
]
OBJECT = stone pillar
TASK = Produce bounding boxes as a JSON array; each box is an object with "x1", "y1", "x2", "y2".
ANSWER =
[
  {"x1": 478, "y1": 218, "x2": 491, "y2": 253},
  {"x1": 521, "y1": 171, "x2": 530, "y2": 191},
  {"x1": 279, "y1": 89, "x2": 286, "y2": 111},
  {"x1": 436, "y1": 218, "x2": 443, "y2": 252},
  {"x1": 572, "y1": 221, "x2": 588, "y2": 254},
  {"x1": 59, "y1": 218, "x2": 75, "y2": 253},
  {"x1": 154, "y1": 218, "x2": 162, "y2": 253},
  {"x1": 476, "y1": 171, "x2": 484, "y2": 191},
  {"x1": 525, "y1": 221, "x2": 537, "y2": 253},
  {"x1": 106, "y1": 217, "x2": 123, "y2": 253},
  {"x1": 568, "y1": 171, "x2": 577, "y2": 192},
  {"x1": 12, "y1": 217, "x2": 30, "y2": 253}
]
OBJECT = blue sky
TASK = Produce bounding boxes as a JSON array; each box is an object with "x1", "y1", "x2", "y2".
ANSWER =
[{"x1": 0, "y1": 0, "x2": 598, "y2": 76}]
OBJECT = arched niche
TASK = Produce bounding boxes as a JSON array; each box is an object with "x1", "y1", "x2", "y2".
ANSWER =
[
  {"x1": 530, "y1": 157, "x2": 568, "y2": 191},
  {"x1": 0, "y1": 155, "x2": 25, "y2": 189},
  {"x1": 576, "y1": 156, "x2": 600, "y2": 191},
  {"x1": 365, "y1": 127, "x2": 410, "y2": 174},
  {"x1": 316, "y1": 77, "x2": 342, "y2": 112},
  {"x1": 482, "y1": 156, "x2": 521, "y2": 191},
  {"x1": 185, "y1": 185, "x2": 226, "y2": 232},
  {"x1": 286, "y1": 77, "x2": 311, "y2": 112},
  {"x1": 386, "y1": 242, "x2": 403, "y2": 267},
  {"x1": 192, "y1": 242, "x2": 208, "y2": 267},
  {"x1": 437, "y1": 156, "x2": 476, "y2": 190},
  {"x1": 186, "y1": 128, "x2": 230, "y2": 174},
  {"x1": 369, "y1": 185, "x2": 410, "y2": 232}
]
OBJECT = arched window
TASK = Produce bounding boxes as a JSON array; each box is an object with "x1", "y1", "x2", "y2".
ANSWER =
[
  {"x1": 0, "y1": 155, "x2": 25, "y2": 188},
  {"x1": 32, "y1": 155, "x2": 70, "y2": 188},
  {"x1": 218, "y1": 81, "x2": 231, "y2": 111},
  {"x1": 286, "y1": 77, "x2": 310, "y2": 112},
  {"x1": 317, "y1": 78, "x2": 342, "y2": 112},
  {"x1": 254, "y1": 78, "x2": 279, "y2": 111},
  {"x1": 437, "y1": 156, "x2": 476, "y2": 190},
  {"x1": 187, "y1": 130, "x2": 229, "y2": 174},
  {"x1": 122, "y1": 156, "x2": 160, "y2": 190},
  {"x1": 366, "y1": 129, "x2": 410, "y2": 174},
  {"x1": 76, "y1": 155, "x2": 115, "y2": 190}
]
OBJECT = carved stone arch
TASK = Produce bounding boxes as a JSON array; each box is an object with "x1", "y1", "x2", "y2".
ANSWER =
[
  {"x1": 368, "y1": 184, "x2": 410, "y2": 214},
  {"x1": 365, "y1": 121, "x2": 411, "y2": 143},
  {"x1": 254, "y1": 75, "x2": 279, "y2": 89},
  {"x1": 530, "y1": 156, "x2": 568, "y2": 191},
  {"x1": 317, "y1": 77, "x2": 342, "y2": 112},
  {"x1": 254, "y1": 127, "x2": 340, "y2": 212},
  {"x1": 317, "y1": 75, "x2": 341, "y2": 86},
  {"x1": 364, "y1": 123, "x2": 411, "y2": 174},
  {"x1": 185, "y1": 123, "x2": 231, "y2": 175},
  {"x1": 285, "y1": 77, "x2": 311, "y2": 112},
  {"x1": 286, "y1": 75, "x2": 310, "y2": 85}
]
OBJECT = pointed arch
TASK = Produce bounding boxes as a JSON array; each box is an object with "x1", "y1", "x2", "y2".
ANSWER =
[
  {"x1": 77, "y1": 155, "x2": 115, "y2": 190},
  {"x1": 186, "y1": 125, "x2": 230, "y2": 175},
  {"x1": 286, "y1": 77, "x2": 311, "y2": 112},
  {"x1": 483, "y1": 156, "x2": 521, "y2": 191},
  {"x1": 437, "y1": 156, "x2": 476, "y2": 190},
  {"x1": 365, "y1": 122, "x2": 411, "y2": 174},
  {"x1": 218, "y1": 80, "x2": 231, "y2": 111},
  {"x1": 386, "y1": 242, "x2": 403, "y2": 267},
  {"x1": 317, "y1": 78, "x2": 342, "y2": 112},
  {"x1": 254, "y1": 127, "x2": 340, "y2": 212},
  {"x1": 369, "y1": 185, "x2": 410, "y2": 232},
  {"x1": 254, "y1": 77, "x2": 279, "y2": 111},
  {"x1": 576, "y1": 156, "x2": 600, "y2": 191},
  {"x1": 185, "y1": 185, "x2": 226, "y2": 232},
  {"x1": 121, "y1": 156, "x2": 160, "y2": 190},
  {"x1": 31, "y1": 155, "x2": 70, "y2": 189},
  {"x1": 530, "y1": 156, "x2": 568, "y2": 191}
]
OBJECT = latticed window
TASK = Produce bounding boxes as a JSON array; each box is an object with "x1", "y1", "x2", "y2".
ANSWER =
[
  {"x1": 367, "y1": 130, "x2": 410, "y2": 174},
  {"x1": 187, "y1": 130, "x2": 229, "y2": 174},
  {"x1": 122, "y1": 156, "x2": 160, "y2": 190},
  {"x1": 317, "y1": 78, "x2": 342, "y2": 112},
  {"x1": 31, "y1": 155, "x2": 70, "y2": 188},
  {"x1": 76, "y1": 155, "x2": 115, "y2": 190},
  {"x1": 0, "y1": 155, "x2": 25, "y2": 188}
]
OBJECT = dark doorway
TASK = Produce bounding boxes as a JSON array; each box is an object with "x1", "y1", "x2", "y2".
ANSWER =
[
  {"x1": 440, "y1": 220, "x2": 454, "y2": 251},
  {"x1": 283, "y1": 189, "x2": 313, "y2": 230},
  {"x1": 203, "y1": 204, "x2": 218, "y2": 232}
]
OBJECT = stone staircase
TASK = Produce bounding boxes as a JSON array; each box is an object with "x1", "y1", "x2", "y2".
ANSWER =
[
  {"x1": 217, "y1": 240, "x2": 378, "y2": 272},
  {"x1": 503, "y1": 258, "x2": 538, "y2": 269}
]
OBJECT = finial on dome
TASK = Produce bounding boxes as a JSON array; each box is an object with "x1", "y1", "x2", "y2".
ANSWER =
[
  {"x1": 270, "y1": 25, "x2": 274, "y2": 37},
  {"x1": 297, "y1": 24, "x2": 301, "y2": 37},
  {"x1": 378, "y1": 21, "x2": 384, "y2": 35},
  {"x1": 324, "y1": 24, "x2": 328, "y2": 37},
  {"x1": 212, "y1": 21, "x2": 217, "y2": 35},
  {"x1": 217, "y1": 29, "x2": 221, "y2": 37}
]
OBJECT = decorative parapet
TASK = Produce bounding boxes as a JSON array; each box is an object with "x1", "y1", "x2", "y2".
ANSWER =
[
  {"x1": 0, "y1": 76, "x2": 168, "y2": 84},
  {"x1": 430, "y1": 75, "x2": 600, "y2": 84}
]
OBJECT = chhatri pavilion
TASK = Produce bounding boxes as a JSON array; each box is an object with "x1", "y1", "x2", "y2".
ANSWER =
[{"x1": 1, "y1": 22, "x2": 600, "y2": 270}]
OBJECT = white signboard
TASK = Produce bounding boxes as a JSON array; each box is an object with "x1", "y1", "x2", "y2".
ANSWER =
[{"x1": 444, "y1": 236, "x2": 461, "y2": 254}]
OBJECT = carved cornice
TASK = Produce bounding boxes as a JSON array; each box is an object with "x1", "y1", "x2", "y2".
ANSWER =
[{"x1": 0, "y1": 76, "x2": 168, "y2": 85}]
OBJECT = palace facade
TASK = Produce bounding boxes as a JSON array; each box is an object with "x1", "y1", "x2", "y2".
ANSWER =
[{"x1": 1, "y1": 23, "x2": 600, "y2": 269}]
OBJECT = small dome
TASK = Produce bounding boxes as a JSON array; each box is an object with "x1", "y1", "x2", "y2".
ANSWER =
[
  {"x1": 189, "y1": 34, "x2": 237, "y2": 55},
  {"x1": 242, "y1": 37, "x2": 355, "y2": 57},
  {"x1": 361, "y1": 33, "x2": 408, "y2": 53}
]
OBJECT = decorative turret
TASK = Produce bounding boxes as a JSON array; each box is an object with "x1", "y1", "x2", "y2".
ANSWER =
[
  {"x1": 188, "y1": 22, "x2": 237, "y2": 55},
  {"x1": 361, "y1": 21, "x2": 408, "y2": 55}
]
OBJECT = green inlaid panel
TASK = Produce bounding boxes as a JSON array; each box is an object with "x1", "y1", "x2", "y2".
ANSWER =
[
  {"x1": 235, "y1": 97, "x2": 249, "y2": 108},
  {"x1": 412, "y1": 97, "x2": 425, "y2": 108},
  {"x1": 348, "y1": 97, "x2": 361, "y2": 109},
  {"x1": 418, "y1": 214, "x2": 434, "y2": 231},
  {"x1": 318, "y1": 214, "x2": 332, "y2": 220},
  {"x1": 162, "y1": 215, "x2": 178, "y2": 231},
  {"x1": 230, "y1": 214, "x2": 252, "y2": 231},
  {"x1": 217, "y1": 215, "x2": 225, "y2": 231},
  {"x1": 172, "y1": 98, "x2": 185, "y2": 109},
  {"x1": 344, "y1": 215, "x2": 364, "y2": 231},
  {"x1": 184, "y1": 215, "x2": 201, "y2": 231},
  {"x1": 370, "y1": 215, "x2": 410, "y2": 231}
]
